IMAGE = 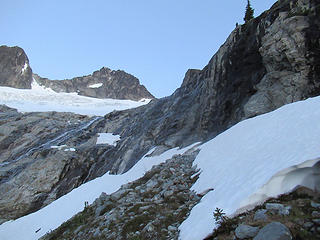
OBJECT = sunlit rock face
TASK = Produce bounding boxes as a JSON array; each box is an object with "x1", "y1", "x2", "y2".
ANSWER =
[{"x1": 0, "y1": 46, "x2": 33, "y2": 89}]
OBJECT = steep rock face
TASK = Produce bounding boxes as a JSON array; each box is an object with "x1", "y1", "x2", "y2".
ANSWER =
[
  {"x1": 33, "y1": 67, "x2": 154, "y2": 101},
  {"x1": 0, "y1": 106, "x2": 105, "y2": 222},
  {"x1": 0, "y1": 46, "x2": 33, "y2": 89},
  {"x1": 91, "y1": 0, "x2": 320, "y2": 174},
  {"x1": 1, "y1": 0, "x2": 320, "y2": 223}
]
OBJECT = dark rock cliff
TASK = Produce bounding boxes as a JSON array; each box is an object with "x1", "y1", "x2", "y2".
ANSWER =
[
  {"x1": 0, "y1": 0, "x2": 320, "y2": 223},
  {"x1": 33, "y1": 67, "x2": 154, "y2": 101},
  {"x1": 0, "y1": 46, "x2": 33, "y2": 89}
]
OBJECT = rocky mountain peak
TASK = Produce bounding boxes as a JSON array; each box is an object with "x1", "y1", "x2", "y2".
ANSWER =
[
  {"x1": 33, "y1": 65, "x2": 154, "y2": 100},
  {"x1": 0, "y1": 45, "x2": 33, "y2": 89},
  {"x1": 0, "y1": 46, "x2": 154, "y2": 101}
]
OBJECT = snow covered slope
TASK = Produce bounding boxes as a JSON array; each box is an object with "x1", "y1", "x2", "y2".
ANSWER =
[
  {"x1": 179, "y1": 96, "x2": 320, "y2": 240},
  {"x1": 0, "y1": 80, "x2": 148, "y2": 116},
  {"x1": 1, "y1": 82, "x2": 320, "y2": 240},
  {"x1": 0, "y1": 144, "x2": 198, "y2": 240}
]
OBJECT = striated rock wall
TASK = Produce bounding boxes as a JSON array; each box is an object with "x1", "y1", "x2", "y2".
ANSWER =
[
  {"x1": 0, "y1": 46, "x2": 33, "y2": 89},
  {"x1": 92, "y1": 0, "x2": 320, "y2": 175}
]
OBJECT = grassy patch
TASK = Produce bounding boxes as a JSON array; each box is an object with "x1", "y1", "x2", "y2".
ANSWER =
[
  {"x1": 122, "y1": 214, "x2": 153, "y2": 237},
  {"x1": 99, "y1": 203, "x2": 115, "y2": 216}
]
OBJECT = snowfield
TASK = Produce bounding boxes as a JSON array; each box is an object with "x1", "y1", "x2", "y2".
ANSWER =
[
  {"x1": 179, "y1": 96, "x2": 320, "y2": 240},
  {"x1": 0, "y1": 80, "x2": 148, "y2": 116},
  {"x1": 0, "y1": 144, "x2": 199, "y2": 240},
  {"x1": 88, "y1": 83, "x2": 103, "y2": 88}
]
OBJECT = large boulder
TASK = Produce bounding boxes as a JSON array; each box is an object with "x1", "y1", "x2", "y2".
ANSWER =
[
  {"x1": 254, "y1": 222, "x2": 292, "y2": 240},
  {"x1": 235, "y1": 224, "x2": 260, "y2": 239}
]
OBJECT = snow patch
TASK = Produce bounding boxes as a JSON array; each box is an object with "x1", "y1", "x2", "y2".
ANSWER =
[
  {"x1": 50, "y1": 145, "x2": 75, "y2": 152},
  {"x1": 31, "y1": 79, "x2": 55, "y2": 93},
  {"x1": 0, "y1": 144, "x2": 199, "y2": 240},
  {"x1": 179, "y1": 96, "x2": 320, "y2": 240},
  {"x1": 96, "y1": 133, "x2": 120, "y2": 146},
  {"x1": 64, "y1": 148, "x2": 76, "y2": 152},
  {"x1": 50, "y1": 145, "x2": 67, "y2": 150},
  {"x1": 139, "y1": 98, "x2": 152, "y2": 103},
  {"x1": 21, "y1": 62, "x2": 28, "y2": 74},
  {"x1": 88, "y1": 83, "x2": 103, "y2": 88}
]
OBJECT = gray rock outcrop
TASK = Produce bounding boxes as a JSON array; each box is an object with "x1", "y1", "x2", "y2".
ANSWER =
[
  {"x1": 0, "y1": 46, "x2": 33, "y2": 89},
  {"x1": 254, "y1": 209, "x2": 268, "y2": 221},
  {"x1": 235, "y1": 224, "x2": 260, "y2": 239},
  {"x1": 253, "y1": 222, "x2": 292, "y2": 240},
  {"x1": 0, "y1": 105, "x2": 106, "y2": 221}
]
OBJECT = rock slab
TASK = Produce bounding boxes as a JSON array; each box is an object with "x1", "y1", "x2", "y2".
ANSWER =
[
  {"x1": 235, "y1": 224, "x2": 260, "y2": 239},
  {"x1": 253, "y1": 222, "x2": 292, "y2": 240}
]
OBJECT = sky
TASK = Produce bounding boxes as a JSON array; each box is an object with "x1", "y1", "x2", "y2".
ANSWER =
[{"x1": 1, "y1": 0, "x2": 275, "y2": 98}]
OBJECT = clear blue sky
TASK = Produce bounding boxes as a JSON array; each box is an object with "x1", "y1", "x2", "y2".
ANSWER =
[{"x1": 1, "y1": 0, "x2": 275, "y2": 97}]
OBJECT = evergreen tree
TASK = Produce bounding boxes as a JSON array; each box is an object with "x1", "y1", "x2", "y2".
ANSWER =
[{"x1": 244, "y1": 0, "x2": 254, "y2": 23}]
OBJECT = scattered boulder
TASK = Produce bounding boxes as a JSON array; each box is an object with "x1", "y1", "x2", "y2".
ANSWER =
[
  {"x1": 266, "y1": 203, "x2": 291, "y2": 216},
  {"x1": 254, "y1": 209, "x2": 268, "y2": 221},
  {"x1": 253, "y1": 222, "x2": 292, "y2": 240},
  {"x1": 41, "y1": 150, "x2": 202, "y2": 240},
  {"x1": 235, "y1": 224, "x2": 260, "y2": 239}
]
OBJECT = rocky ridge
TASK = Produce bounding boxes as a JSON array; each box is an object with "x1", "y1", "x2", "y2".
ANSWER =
[
  {"x1": 0, "y1": 0, "x2": 320, "y2": 227},
  {"x1": 33, "y1": 68, "x2": 154, "y2": 101},
  {"x1": 40, "y1": 149, "x2": 201, "y2": 240},
  {"x1": 0, "y1": 45, "x2": 154, "y2": 101}
]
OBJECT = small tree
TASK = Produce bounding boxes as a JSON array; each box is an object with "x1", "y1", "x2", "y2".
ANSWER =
[
  {"x1": 244, "y1": 0, "x2": 254, "y2": 23},
  {"x1": 213, "y1": 207, "x2": 227, "y2": 224}
]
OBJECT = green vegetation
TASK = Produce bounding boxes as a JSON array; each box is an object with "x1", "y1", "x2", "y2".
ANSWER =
[
  {"x1": 244, "y1": 0, "x2": 254, "y2": 23},
  {"x1": 122, "y1": 214, "x2": 153, "y2": 236}
]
